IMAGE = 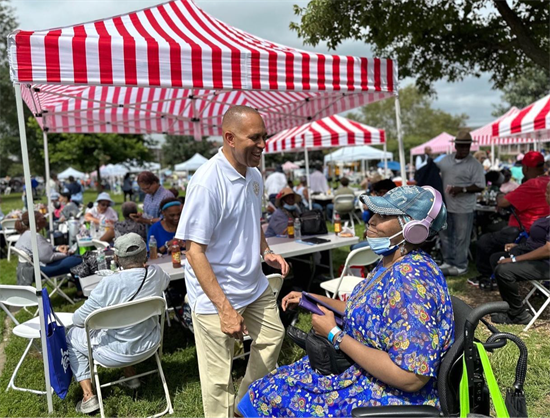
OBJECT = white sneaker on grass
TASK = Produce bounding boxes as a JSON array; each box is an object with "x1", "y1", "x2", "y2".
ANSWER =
[{"x1": 438, "y1": 262, "x2": 452, "y2": 270}]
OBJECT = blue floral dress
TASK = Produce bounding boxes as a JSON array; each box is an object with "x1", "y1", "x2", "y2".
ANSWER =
[{"x1": 238, "y1": 250, "x2": 454, "y2": 417}]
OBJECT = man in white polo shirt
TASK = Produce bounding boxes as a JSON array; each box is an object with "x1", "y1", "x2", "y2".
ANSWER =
[{"x1": 176, "y1": 105, "x2": 289, "y2": 418}]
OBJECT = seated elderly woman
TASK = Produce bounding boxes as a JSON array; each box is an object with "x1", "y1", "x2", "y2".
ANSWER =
[
  {"x1": 238, "y1": 186, "x2": 454, "y2": 417},
  {"x1": 147, "y1": 197, "x2": 184, "y2": 254},
  {"x1": 265, "y1": 187, "x2": 302, "y2": 238},
  {"x1": 66, "y1": 233, "x2": 170, "y2": 414},
  {"x1": 15, "y1": 211, "x2": 84, "y2": 297},
  {"x1": 84, "y1": 192, "x2": 119, "y2": 234},
  {"x1": 99, "y1": 201, "x2": 146, "y2": 243}
]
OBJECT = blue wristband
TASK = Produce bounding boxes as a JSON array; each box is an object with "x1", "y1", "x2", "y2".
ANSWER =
[{"x1": 328, "y1": 326, "x2": 341, "y2": 344}]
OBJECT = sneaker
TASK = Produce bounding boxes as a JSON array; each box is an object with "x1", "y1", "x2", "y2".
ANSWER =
[
  {"x1": 120, "y1": 376, "x2": 141, "y2": 389},
  {"x1": 76, "y1": 395, "x2": 100, "y2": 414},
  {"x1": 479, "y1": 277, "x2": 498, "y2": 291},
  {"x1": 445, "y1": 266, "x2": 468, "y2": 276},
  {"x1": 491, "y1": 311, "x2": 533, "y2": 325},
  {"x1": 467, "y1": 278, "x2": 480, "y2": 287},
  {"x1": 438, "y1": 262, "x2": 452, "y2": 270}
]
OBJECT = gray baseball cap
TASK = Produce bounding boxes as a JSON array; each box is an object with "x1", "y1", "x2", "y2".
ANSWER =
[{"x1": 114, "y1": 232, "x2": 146, "y2": 257}]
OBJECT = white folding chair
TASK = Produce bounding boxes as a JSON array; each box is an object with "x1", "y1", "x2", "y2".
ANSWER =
[
  {"x1": 332, "y1": 194, "x2": 360, "y2": 230},
  {"x1": 4, "y1": 186, "x2": 11, "y2": 195},
  {"x1": 522, "y1": 280, "x2": 550, "y2": 331},
  {"x1": 10, "y1": 247, "x2": 75, "y2": 305},
  {"x1": 0, "y1": 285, "x2": 74, "y2": 395},
  {"x1": 85, "y1": 296, "x2": 173, "y2": 418},
  {"x1": 91, "y1": 239, "x2": 110, "y2": 250},
  {"x1": 320, "y1": 246, "x2": 380, "y2": 299},
  {"x1": 233, "y1": 274, "x2": 284, "y2": 362},
  {"x1": 1, "y1": 218, "x2": 21, "y2": 262}
]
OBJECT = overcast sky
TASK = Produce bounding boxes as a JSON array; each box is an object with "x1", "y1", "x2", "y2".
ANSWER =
[{"x1": 12, "y1": 0, "x2": 504, "y2": 129}]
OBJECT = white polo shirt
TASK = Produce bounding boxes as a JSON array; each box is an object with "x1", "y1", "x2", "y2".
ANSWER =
[{"x1": 175, "y1": 148, "x2": 268, "y2": 314}]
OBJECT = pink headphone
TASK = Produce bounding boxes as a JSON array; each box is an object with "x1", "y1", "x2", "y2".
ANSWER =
[{"x1": 402, "y1": 186, "x2": 443, "y2": 244}]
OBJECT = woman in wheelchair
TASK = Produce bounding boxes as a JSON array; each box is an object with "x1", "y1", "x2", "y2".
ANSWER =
[{"x1": 238, "y1": 186, "x2": 455, "y2": 417}]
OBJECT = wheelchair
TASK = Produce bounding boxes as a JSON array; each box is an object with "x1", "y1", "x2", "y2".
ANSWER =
[{"x1": 352, "y1": 296, "x2": 528, "y2": 417}]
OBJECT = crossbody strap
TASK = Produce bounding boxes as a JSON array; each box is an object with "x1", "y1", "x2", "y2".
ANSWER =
[{"x1": 128, "y1": 266, "x2": 148, "y2": 302}]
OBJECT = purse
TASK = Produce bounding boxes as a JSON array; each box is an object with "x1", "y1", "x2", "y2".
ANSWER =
[
  {"x1": 41, "y1": 288, "x2": 73, "y2": 399},
  {"x1": 287, "y1": 326, "x2": 353, "y2": 375},
  {"x1": 299, "y1": 209, "x2": 328, "y2": 236}
]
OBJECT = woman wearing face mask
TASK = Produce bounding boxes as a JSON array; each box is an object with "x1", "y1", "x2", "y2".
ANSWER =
[
  {"x1": 265, "y1": 187, "x2": 302, "y2": 238},
  {"x1": 238, "y1": 186, "x2": 454, "y2": 417}
]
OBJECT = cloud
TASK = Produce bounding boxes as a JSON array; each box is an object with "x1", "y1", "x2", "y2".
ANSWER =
[{"x1": 12, "y1": 0, "x2": 503, "y2": 128}]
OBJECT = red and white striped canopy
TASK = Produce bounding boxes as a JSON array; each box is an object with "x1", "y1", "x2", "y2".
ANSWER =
[
  {"x1": 264, "y1": 114, "x2": 385, "y2": 154},
  {"x1": 470, "y1": 107, "x2": 529, "y2": 145},
  {"x1": 492, "y1": 95, "x2": 550, "y2": 142},
  {"x1": 8, "y1": 0, "x2": 397, "y2": 137}
]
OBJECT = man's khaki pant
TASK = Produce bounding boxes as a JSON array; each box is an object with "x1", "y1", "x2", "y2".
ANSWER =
[{"x1": 191, "y1": 286, "x2": 285, "y2": 418}]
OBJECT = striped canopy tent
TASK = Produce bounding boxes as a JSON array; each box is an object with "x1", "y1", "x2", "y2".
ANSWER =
[
  {"x1": 264, "y1": 114, "x2": 386, "y2": 208},
  {"x1": 7, "y1": 1, "x2": 404, "y2": 409},
  {"x1": 492, "y1": 94, "x2": 550, "y2": 149}
]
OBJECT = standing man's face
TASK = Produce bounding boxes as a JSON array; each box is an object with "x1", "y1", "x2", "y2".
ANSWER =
[
  {"x1": 230, "y1": 113, "x2": 267, "y2": 168},
  {"x1": 454, "y1": 144, "x2": 471, "y2": 160}
]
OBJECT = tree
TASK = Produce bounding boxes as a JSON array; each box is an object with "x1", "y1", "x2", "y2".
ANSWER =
[
  {"x1": 493, "y1": 66, "x2": 550, "y2": 116},
  {"x1": 161, "y1": 135, "x2": 218, "y2": 167},
  {"x1": 27, "y1": 118, "x2": 153, "y2": 189},
  {"x1": 347, "y1": 85, "x2": 469, "y2": 156},
  {"x1": 290, "y1": 0, "x2": 550, "y2": 92},
  {"x1": 0, "y1": 0, "x2": 26, "y2": 177}
]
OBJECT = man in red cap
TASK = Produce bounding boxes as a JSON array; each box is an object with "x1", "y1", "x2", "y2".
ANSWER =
[{"x1": 473, "y1": 151, "x2": 549, "y2": 287}]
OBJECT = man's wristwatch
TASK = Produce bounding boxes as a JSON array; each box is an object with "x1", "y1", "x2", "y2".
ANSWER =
[
  {"x1": 462, "y1": 187, "x2": 468, "y2": 194},
  {"x1": 262, "y1": 248, "x2": 275, "y2": 258}
]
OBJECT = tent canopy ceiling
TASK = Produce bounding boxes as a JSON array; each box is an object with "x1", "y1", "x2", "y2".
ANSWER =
[
  {"x1": 410, "y1": 132, "x2": 480, "y2": 156},
  {"x1": 174, "y1": 153, "x2": 209, "y2": 171},
  {"x1": 9, "y1": 0, "x2": 398, "y2": 138},
  {"x1": 492, "y1": 94, "x2": 550, "y2": 142},
  {"x1": 265, "y1": 114, "x2": 385, "y2": 154},
  {"x1": 324, "y1": 145, "x2": 392, "y2": 163}
]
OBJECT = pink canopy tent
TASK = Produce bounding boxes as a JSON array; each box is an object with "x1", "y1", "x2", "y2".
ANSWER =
[
  {"x1": 410, "y1": 132, "x2": 481, "y2": 156},
  {"x1": 492, "y1": 94, "x2": 550, "y2": 148},
  {"x1": 8, "y1": 1, "x2": 405, "y2": 410}
]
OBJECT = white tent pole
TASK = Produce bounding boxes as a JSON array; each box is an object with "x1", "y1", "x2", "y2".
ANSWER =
[
  {"x1": 383, "y1": 141, "x2": 388, "y2": 176},
  {"x1": 305, "y1": 148, "x2": 312, "y2": 210},
  {"x1": 15, "y1": 85, "x2": 54, "y2": 413},
  {"x1": 491, "y1": 141, "x2": 495, "y2": 166},
  {"x1": 394, "y1": 96, "x2": 407, "y2": 181},
  {"x1": 42, "y1": 130, "x2": 54, "y2": 243},
  {"x1": 409, "y1": 152, "x2": 413, "y2": 180}
]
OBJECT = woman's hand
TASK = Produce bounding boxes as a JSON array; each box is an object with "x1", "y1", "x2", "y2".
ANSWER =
[
  {"x1": 129, "y1": 212, "x2": 147, "y2": 223},
  {"x1": 281, "y1": 291, "x2": 302, "y2": 311},
  {"x1": 312, "y1": 305, "x2": 337, "y2": 338},
  {"x1": 504, "y1": 243, "x2": 518, "y2": 252}
]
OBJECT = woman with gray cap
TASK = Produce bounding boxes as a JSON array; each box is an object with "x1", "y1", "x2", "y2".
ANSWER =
[
  {"x1": 66, "y1": 233, "x2": 170, "y2": 414},
  {"x1": 238, "y1": 186, "x2": 455, "y2": 417}
]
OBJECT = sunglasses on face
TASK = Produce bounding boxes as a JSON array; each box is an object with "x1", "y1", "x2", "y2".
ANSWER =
[{"x1": 98, "y1": 201, "x2": 110, "y2": 207}]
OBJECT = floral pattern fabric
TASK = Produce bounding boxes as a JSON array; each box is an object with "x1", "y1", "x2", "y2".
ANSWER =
[{"x1": 241, "y1": 250, "x2": 454, "y2": 417}]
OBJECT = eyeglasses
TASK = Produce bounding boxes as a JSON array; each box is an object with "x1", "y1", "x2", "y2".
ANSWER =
[{"x1": 98, "y1": 201, "x2": 109, "y2": 207}]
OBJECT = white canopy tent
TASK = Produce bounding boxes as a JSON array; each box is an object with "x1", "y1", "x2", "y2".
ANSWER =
[
  {"x1": 324, "y1": 145, "x2": 393, "y2": 163},
  {"x1": 174, "y1": 153, "x2": 209, "y2": 171},
  {"x1": 57, "y1": 167, "x2": 85, "y2": 180}
]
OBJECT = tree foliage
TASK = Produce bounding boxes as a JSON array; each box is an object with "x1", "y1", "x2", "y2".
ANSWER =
[
  {"x1": 493, "y1": 66, "x2": 550, "y2": 116},
  {"x1": 0, "y1": 0, "x2": 24, "y2": 177},
  {"x1": 347, "y1": 85, "x2": 469, "y2": 156},
  {"x1": 161, "y1": 135, "x2": 218, "y2": 167},
  {"x1": 27, "y1": 118, "x2": 153, "y2": 186},
  {"x1": 290, "y1": 0, "x2": 549, "y2": 92}
]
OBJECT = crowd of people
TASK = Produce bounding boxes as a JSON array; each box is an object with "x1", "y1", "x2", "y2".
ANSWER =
[{"x1": 3, "y1": 104, "x2": 549, "y2": 416}]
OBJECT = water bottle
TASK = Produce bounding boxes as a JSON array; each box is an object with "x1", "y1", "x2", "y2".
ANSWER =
[
  {"x1": 97, "y1": 249, "x2": 107, "y2": 271},
  {"x1": 294, "y1": 218, "x2": 302, "y2": 239},
  {"x1": 149, "y1": 235, "x2": 158, "y2": 260},
  {"x1": 99, "y1": 218, "x2": 106, "y2": 236}
]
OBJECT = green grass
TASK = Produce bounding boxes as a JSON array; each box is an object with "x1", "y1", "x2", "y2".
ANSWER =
[{"x1": 0, "y1": 215, "x2": 549, "y2": 416}]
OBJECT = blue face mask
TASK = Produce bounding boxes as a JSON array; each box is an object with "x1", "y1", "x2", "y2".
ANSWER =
[
  {"x1": 283, "y1": 204, "x2": 297, "y2": 211},
  {"x1": 367, "y1": 230, "x2": 404, "y2": 256}
]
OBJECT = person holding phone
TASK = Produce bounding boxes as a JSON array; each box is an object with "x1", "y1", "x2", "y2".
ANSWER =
[{"x1": 238, "y1": 186, "x2": 454, "y2": 417}]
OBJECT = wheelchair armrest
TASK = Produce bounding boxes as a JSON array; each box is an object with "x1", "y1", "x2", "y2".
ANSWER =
[{"x1": 352, "y1": 405, "x2": 443, "y2": 417}]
